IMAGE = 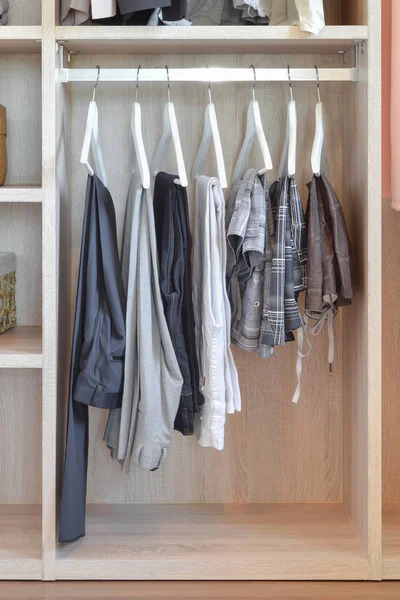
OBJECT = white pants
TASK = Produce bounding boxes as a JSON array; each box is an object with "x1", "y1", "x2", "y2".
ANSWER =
[{"x1": 193, "y1": 176, "x2": 241, "y2": 451}]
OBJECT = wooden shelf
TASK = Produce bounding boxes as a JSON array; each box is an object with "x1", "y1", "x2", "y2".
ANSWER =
[
  {"x1": 0, "y1": 185, "x2": 43, "y2": 203},
  {"x1": 0, "y1": 505, "x2": 41, "y2": 580},
  {"x1": 56, "y1": 25, "x2": 367, "y2": 54},
  {"x1": 383, "y1": 504, "x2": 400, "y2": 579},
  {"x1": 56, "y1": 503, "x2": 368, "y2": 580},
  {"x1": 0, "y1": 27, "x2": 41, "y2": 53},
  {"x1": 0, "y1": 326, "x2": 42, "y2": 368}
]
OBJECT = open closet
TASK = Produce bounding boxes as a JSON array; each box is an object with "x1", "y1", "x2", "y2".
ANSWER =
[{"x1": 0, "y1": 0, "x2": 384, "y2": 582}]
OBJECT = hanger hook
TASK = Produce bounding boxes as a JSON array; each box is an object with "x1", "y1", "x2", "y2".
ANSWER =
[
  {"x1": 250, "y1": 64, "x2": 256, "y2": 101},
  {"x1": 206, "y1": 65, "x2": 212, "y2": 104},
  {"x1": 92, "y1": 65, "x2": 100, "y2": 102},
  {"x1": 165, "y1": 65, "x2": 171, "y2": 103},
  {"x1": 135, "y1": 65, "x2": 141, "y2": 103},
  {"x1": 287, "y1": 65, "x2": 293, "y2": 101},
  {"x1": 315, "y1": 65, "x2": 321, "y2": 103}
]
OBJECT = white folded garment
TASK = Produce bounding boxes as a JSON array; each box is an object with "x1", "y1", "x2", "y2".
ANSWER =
[
  {"x1": 270, "y1": 0, "x2": 325, "y2": 35},
  {"x1": 91, "y1": 0, "x2": 116, "y2": 19}
]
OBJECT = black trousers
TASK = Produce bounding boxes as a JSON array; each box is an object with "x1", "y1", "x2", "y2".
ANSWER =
[
  {"x1": 153, "y1": 172, "x2": 203, "y2": 435},
  {"x1": 59, "y1": 175, "x2": 126, "y2": 543},
  {"x1": 93, "y1": 1, "x2": 187, "y2": 24}
]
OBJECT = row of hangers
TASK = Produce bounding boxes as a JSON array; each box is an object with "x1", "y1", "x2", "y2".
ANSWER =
[{"x1": 80, "y1": 64, "x2": 325, "y2": 191}]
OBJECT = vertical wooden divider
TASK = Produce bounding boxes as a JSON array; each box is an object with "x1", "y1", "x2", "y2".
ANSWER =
[
  {"x1": 367, "y1": 0, "x2": 382, "y2": 580},
  {"x1": 42, "y1": 0, "x2": 57, "y2": 581}
]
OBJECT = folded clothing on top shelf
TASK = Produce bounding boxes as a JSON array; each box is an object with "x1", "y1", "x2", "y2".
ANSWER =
[
  {"x1": 0, "y1": 0, "x2": 9, "y2": 25},
  {"x1": 60, "y1": 0, "x2": 324, "y2": 31},
  {"x1": 61, "y1": 0, "x2": 188, "y2": 24}
]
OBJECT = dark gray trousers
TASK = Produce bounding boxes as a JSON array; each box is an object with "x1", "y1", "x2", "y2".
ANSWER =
[{"x1": 59, "y1": 174, "x2": 126, "y2": 543}]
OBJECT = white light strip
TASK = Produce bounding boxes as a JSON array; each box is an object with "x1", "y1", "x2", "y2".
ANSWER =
[{"x1": 59, "y1": 66, "x2": 357, "y2": 84}]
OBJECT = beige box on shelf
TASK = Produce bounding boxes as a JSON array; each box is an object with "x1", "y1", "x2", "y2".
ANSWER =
[{"x1": 0, "y1": 251, "x2": 16, "y2": 333}]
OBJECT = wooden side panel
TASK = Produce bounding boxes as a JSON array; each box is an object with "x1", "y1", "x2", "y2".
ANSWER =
[
  {"x1": 366, "y1": 0, "x2": 382, "y2": 579},
  {"x1": 0, "y1": 55, "x2": 42, "y2": 186},
  {"x1": 383, "y1": 203, "x2": 400, "y2": 502},
  {"x1": 343, "y1": 0, "x2": 382, "y2": 580},
  {"x1": 60, "y1": 52, "x2": 344, "y2": 505},
  {"x1": 42, "y1": 0, "x2": 58, "y2": 582},
  {"x1": 342, "y1": 48, "x2": 369, "y2": 555},
  {"x1": 0, "y1": 370, "x2": 42, "y2": 503},
  {"x1": 342, "y1": 0, "x2": 368, "y2": 25},
  {"x1": 55, "y1": 46, "x2": 72, "y2": 516},
  {"x1": 0, "y1": 203, "x2": 42, "y2": 325}
]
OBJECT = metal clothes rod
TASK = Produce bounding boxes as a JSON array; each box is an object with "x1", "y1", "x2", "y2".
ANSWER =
[{"x1": 59, "y1": 66, "x2": 358, "y2": 84}]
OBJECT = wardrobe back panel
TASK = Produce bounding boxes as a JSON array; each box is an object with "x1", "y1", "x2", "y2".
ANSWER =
[
  {"x1": 0, "y1": 55, "x2": 42, "y2": 186},
  {"x1": 0, "y1": 370, "x2": 42, "y2": 504},
  {"x1": 323, "y1": 0, "x2": 343, "y2": 25},
  {"x1": 63, "y1": 52, "x2": 345, "y2": 504},
  {"x1": 8, "y1": 1, "x2": 41, "y2": 25},
  {"x1": 342, "y1": 1, "x2": 368, "y2": 25}
]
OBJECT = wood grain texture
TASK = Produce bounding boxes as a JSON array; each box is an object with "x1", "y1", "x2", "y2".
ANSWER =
[
  {"x1": 3, "y1": 581, "x2": 400, "y2": 599},
  {"x1": 0, "y1": 185, "x2": 43, "y2": 203},
  {"x1": 7, "y1": 0, "x2": 41, "y2": 25},
  {"x1": 56, "y1": 503, "x2": 368, "y2": 580},
  {"x1": 382, "y1": 203, "x2": 400, "y2": 503},
  {"x1": 0, "y1": 325, "x2": 42, "y2": 368},
  {"x1": 342, "y1": 51, "x2": 367, "y2": 566},
  {"x1": 342, "y1": 0, "x2": 382, "y2": 580},
  {"x1": 0, "y1": 55, "x2": 42, "y2": 185},
  {"x1": 59, "y1": 52, "x2": 344, "y2": 505},
  {"x1": 383, "y1": 504, "x2": 400, "y2": 579},
  {"x1": 0, "y1": 370, "x2": 42, "y2": 503},
  {"x1": 0, "y1": 505, "x2": 41, "y2": 580},
  {"x1": 41, "y1": 0, "x2": 58, "y2": 581},
  {"x1": 56, "y1": 26, "x2": 368, "y2": 55},
  {"x1": 366, "y1": 0, "x2": 382, "y2": 580},
  {"x1": 0, "y1": 30, "x2": 42, "y2": 54},
  {"x1": 323, "y1": 0, "x2": 343, "y2": 25},
  {"x1": 0, "y1": 203, "x2": 42, "y2": 325},
  {"x1": 343, "y1": 0, "x2": 368, "y2": 25},
  {"x1": 55, "y1": 41, "x2": 73, "y2": 580}
]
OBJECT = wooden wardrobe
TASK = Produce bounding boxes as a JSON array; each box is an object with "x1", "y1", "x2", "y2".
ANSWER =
[{"x1": 0, "y1": 0, "x2": 390, "y2": 582}]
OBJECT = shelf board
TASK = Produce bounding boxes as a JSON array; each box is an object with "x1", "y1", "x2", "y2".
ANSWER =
[
  {"x1": 56, "y1": 25, "x2": 368, "y2": 54},
  {"x1": 0, "y1": 505, "x2": 41, "y2": 580},
  {"x1": 57, "y1": 503, "x2": 368, "y2": 580},
  {"x1": 0, "y1": 326, "x2": 42, "y2": 369},
  {"x1": 0, "y1": 27, "x2": 41, "y2": 53},
  {"x1": 383, "y1": 503, "x2": 400, "y2": 579},
  {"x1": 0, "y1": 185, "x2": 43, "y2": 203}
]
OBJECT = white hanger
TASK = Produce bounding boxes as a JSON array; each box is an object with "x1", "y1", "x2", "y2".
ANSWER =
[
  {"x1": 131, "y1": 66, "x2": 150, "y2": 189},
  {"x1": 311, "y1": 65, "x2": 324, "y2": 177},
  {"x1": 232, "y1": 65, "x2": 273, "y2": 183},
  {"x1": 279, "y1": 66, "x2": 297, "y2": 179},
  {"x1": 192, "y1": 71, "x2": 227, "y2": 189},
  {"x1": 80, "y1": 65, "x2": 108, "y2": 186},
  {"x1": 151, "y1": 65, "x2": 188, "y2": 188}
]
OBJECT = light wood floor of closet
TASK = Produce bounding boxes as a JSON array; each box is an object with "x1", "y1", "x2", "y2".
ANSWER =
[{"x1": 57, "y1": 504, "x2": 366, "y2": 580}]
